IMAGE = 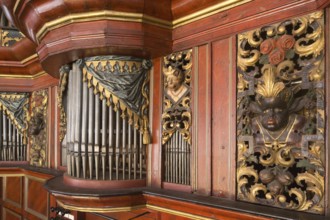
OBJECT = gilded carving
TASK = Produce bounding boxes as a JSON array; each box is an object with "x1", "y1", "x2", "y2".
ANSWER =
[
  {"x1": 162, "y1": 50, "x2": 192, "y2": 145},
  {"x1": 58, "y1": 65, "x2": 70, "y2": 143},
  {"x1": 237, "y1": 11, "x2": 324, "y2": 213},
  {"x1": 29, "y1": 89, "x2": 48, "y2": 167},
  {"x1": 82, "y1": 57, "x2": 152, "y2": 144},
  {"x1": 162, "y1": 50, "x2": 192, "y2": 185},
  {"x1": 0, "y1": 29, "x2": 23, "y2": 47}
]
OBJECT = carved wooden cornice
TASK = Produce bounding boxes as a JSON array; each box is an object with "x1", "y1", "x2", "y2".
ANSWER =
[{"x1": 0, "y1": 0, "x2": 329, "y2": 79}]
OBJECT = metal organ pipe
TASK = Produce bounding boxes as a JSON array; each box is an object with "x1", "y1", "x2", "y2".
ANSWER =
[
  {"x1": 108, "y1": 102, "x2": 114, "y2": 180},
  {"x1": 88, "y1": 86, "x2": 95, "y2": 179},
  {"x1": 81, "y1": 79, "x2": 88, "y2": 179},
  {"x1": 164, "y1": 130, "x2": 191, "y2": 185},
  {"x1": 101, "y1": 99, "x2": 107, "y2": 180}
]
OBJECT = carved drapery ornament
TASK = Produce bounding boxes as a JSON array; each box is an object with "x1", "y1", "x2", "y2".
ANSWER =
[
  {"x1": 0, "y1": 93, "x2": 29, "y2": 138},
  {"x1": 81, "y1": 56, "x2": 152, "y2": 144},
  {"x1": 162, "y1": 50, "x2": 192, "y2": 145},
  {"x1": 237, "y1": 11, "x2": 324, "y2": 213},
  {"x1": 29, "y1": 89, "x2": 48, "y2": 167},
  {"x1": 0, "y1": 28, "x2": 23, "y2": 47},
  {"x1": 63, "y1": 56, "x2": 150, "y2": 180}
]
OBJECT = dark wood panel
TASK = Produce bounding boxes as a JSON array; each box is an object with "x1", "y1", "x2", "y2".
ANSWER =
[
  {"x1": 194, "y1": 44, "x2": 212, "y2": 195},
  {"x1": 145, "y1": 194, "x2": 271, "y2": 220},
  {"x1": 2, "y1": 207, "x2": 22, "y2": 220},
  {"x1": 25, "y1": 177, "x2": 49, "y2": 220},
  {"x1": 4, "y1": 177, "x2": 22, "y2": 207},
  {"x1": 85, "y1": 209, "x2": 158, "y2": 220},
  {"x1": 211, "y1": 37, "x2": 236, "y2": 199}
]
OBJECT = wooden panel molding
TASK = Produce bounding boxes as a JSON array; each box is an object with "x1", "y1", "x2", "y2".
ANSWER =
[
  {"x1": 3, "y1": 176, "x2": 22, "y2": 208},
  {"x1": 24, "y1": 176, "x2": 49, "y2": 220},
  {"x1": 173, "y1": 0, "x2": 330, "y2": 51},
  {"x1": 211, "y1": 37, "x2": 236, "y2": 199},
  {"x1": 194, "y1": 44, "x2": 212, "y2": 195},
  {"x1": 2, "y1": 207, "x2": 22, "y2": 220}
]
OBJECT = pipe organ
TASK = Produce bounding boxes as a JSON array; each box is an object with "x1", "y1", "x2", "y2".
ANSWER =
[
  {"x1": 63, "y1": 56, "x2": 151, "y2": 181},
  {"x1": 0, "y1": 110, "x2": 25, "y2": 161}
]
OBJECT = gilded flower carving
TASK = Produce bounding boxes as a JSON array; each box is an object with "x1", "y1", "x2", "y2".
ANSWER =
[
  {"x1": 277, "y1": 35, "x2": 295, "y2": 50},
  {"x1": 260, "y1": 35, "x2": 295, "y2": 65},
  {"x1": 260, "y1": 39, "x2": 276, "y2": 54},
  {"x1": 269, "y1": 49, "x2": 285, "y2": 65}
]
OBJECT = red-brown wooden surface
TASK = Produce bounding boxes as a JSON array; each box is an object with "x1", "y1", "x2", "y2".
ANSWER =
[
  {"x1": 150, "y1": 57, "x2": 163, "y2": 188},
  {"x1": 211, "y1": 37, "x2": 237, "y2": 199},
  {"x1": 0, "y1": 169, "x2": 54, "y2": 220},
  {"x1": 4, "y1": 177, "x2": 22, "y2": 208},
  {"x1": 194, "y1": 44, "x2": 212, "y2": 195},
  {"x1": 25, "y1": 177, "x2": 49, "y2": 218}
]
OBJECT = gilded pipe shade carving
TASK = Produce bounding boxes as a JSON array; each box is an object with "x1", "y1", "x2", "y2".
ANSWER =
[
  {"x1": 162, "y1": 50, "x2": 192, "y2": 185},
  {"x1": 29, "y1": 89, "x2": 48, "y2": 167},
  {"x1": 236, "y1": 11, "x2": 325, "y2": 213}
]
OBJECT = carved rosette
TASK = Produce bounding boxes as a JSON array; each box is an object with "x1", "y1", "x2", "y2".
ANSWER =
[
  {"x1": 29, "y1": 89, "x2": 48, "y2": 167},
  {"x1": 236, "y1": 11, "x2": 325, "y2": 213},
  {"x1": 162, "y1": 50, "x2": 192, "y2": 145}
]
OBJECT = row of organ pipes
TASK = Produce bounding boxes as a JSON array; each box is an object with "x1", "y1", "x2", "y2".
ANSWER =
[
  {"x1": 0, "y1": 110, "x2": 26, "y2": 161},
  {"x1": 164, "y1": 130, "x2": 191, "y2": 185},
  {"x1": 66, "y1": 64, "x2": 146, "y2": 180}
]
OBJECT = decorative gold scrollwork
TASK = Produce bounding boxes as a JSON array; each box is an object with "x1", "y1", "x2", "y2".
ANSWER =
[
  {"x1": 162, "y1": 50, "x2": 192, "y2": 145},
  {"x1": 29, "y1": 89, "x2": 48, "y2": 167},
  {"x1": 237, "y1": 11, "x2": 325, "y2": 214},
  {"x1": 58, "y1": 65, "x2": 70, "y2": 143},
  {"x1": 0, "y1": 28, "x2": 23, "y2": 47}
]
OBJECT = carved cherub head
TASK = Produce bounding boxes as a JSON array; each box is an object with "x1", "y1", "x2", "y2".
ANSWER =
[
  {"x1": 250, "y1": 65, "x2": 305, "y2": 131},
  {"x1": 164, "y1": 66, "x2": 185, "y2": 92}
]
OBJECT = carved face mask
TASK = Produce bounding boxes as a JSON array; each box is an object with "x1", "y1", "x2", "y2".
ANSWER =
[
  {"x1": 259, "y1": 97, "x2": 289, "y2": 131},
  {"x1": 166, "y1": 70, "x2": 184, "y2": 92}
]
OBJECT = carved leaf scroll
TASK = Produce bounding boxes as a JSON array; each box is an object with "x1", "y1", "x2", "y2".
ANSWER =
[{"x1": 236, "y1": 11, "x2": 325, "y2": 214}]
